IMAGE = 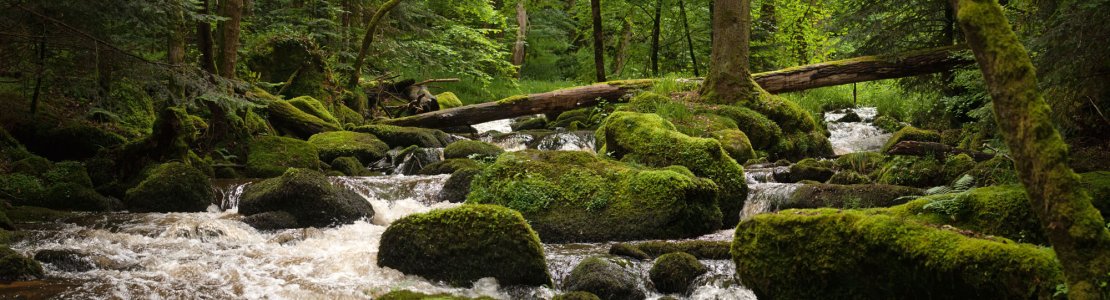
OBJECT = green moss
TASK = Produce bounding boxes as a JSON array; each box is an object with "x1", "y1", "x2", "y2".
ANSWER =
[
  {"x1": 826, "y1": 171, "x2": 871, "y2": 184},
  {"x1": 243, "y1": 109, "x2": 274, "y2": 135},
  {"x1": 871, "y1": 115, "x2": 904, "y2": 133},
  {"x1": 0, "y1": 247, "x2": 43, "y2": 281},
  {"x1": 607, "y1": 243, "x2": 651, "y2": 260},
  {"x1": 777, "y1": 158, "x2": 835, "y2": 183},
  {"x1": 378, "y1": 204, "x2": 551, "y2": 286},
  {"x1": 333, "y1": 103, "x2": 365, "y2": 125},
  {"x1": 41, "y1": 182, "x2": 117, "y2": 211},
  {"x1": 835, "y1": 152, "x2": 886, "y2": 174},
  {"x1": 784, "y1": 184, "x2": 922, "y2": 209},
  {"x1": 549, "y1": 108, "x2": 592, "y2": 129},
  {"x1": 770, "y1": 131, "x2": 834, "y2": 161},
  {"x1": 438, "y1": 168, "x2": 480, "y2": 203},
  {"x1": 245, "y1": 136, "x2": 321, "y2": 178},
  {"x1": 329, "y1": 156, "x2": 367, "y2": 176},
  {"x1": 265, "y1": 99, "x2": 340, "y2": 139},
  {"x1": 496, "y1": 95, "x2": 529, "y2": 105},
  {"x1": 564, "y1": 256, "x2": 644, "y2": 300},
  {"x1": 4, "y1": 206, "x2": 72, "y2": 223},
  {"x1": 288, "y1": 96, "x2": 340, "y2": 125},
  {"x1": 1079, "y1": 171, "x2": 1110, "y2": 219},
  {"x1": 467, "y1": 150, "x2": 721, "y2": 242},
  {"x1": 709, "y1": 105, "x2": 783, "y2": 150},
  {"x1": 443, "y1": 140, "x2": 503, "y2": 160},
  {"x1": 882, "y1": 126, "x2": 942, "y2": 152},
  {"x1": 732, "y1": 209, "x2": 1062, "y2": 299},
  {"x1": 0, "y1": 174, "x2": 45, "y2": 204},
  {"x1": 376, "y1": 291, "x2": 494, "y2": 300},
  {"x1": 124, "y1": 162, "x2": 214, "y2": 213},
  {"x1": 596, "y1": 111, "x2": 747, "y2": 228},
  {"x1": 511, "y1": 117, "x2": 548, "y2": 131},
  {"x1": 239, "y1": 168, "x2": 373, "y2": 229},
  {"x1": 965, "y1": 156, "x2": 1019, "y2": 186},
  {"x1": 435, "y1": 92, "x2": 464, "y2": 109},
  {"x1": 711, "y1": 130, "x2": 756, "y2": 163},
  {"x1": 307, "y1": 131, "x2": 388, "y2": 164},
  {"x1": 616, "y1": 240, "x2": 731, "y2": 260},
  {"x1": 877, "y1": 156, "x2": 945, "y2": 188},
  {"x1": 351, "y1": 125, "x2": 449, "y2": 148},
  {"x1": 42, "y1": 161, "x2": 93, "y2": 188},
  {"x1": 552, "y1": 291, "x2": 601, "y2": 300},
  {"x1": 892, "y1": 186, "x2": 1044, "y2": 244},
  {"x1": 649, "y1": 252, "x2": 707, "y2": 294},
  {"x1": 943, "y1": 154, "x2": 977, "y2": 183},
  {"x1": 11, "y1": 156, "x2": 50, "y2": 177},
  {"x1": 418, "y1": 158, "x2": 480, "y2": 175}
]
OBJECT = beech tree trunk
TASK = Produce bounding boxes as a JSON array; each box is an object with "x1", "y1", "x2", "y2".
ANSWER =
[
  {"x1": 754, "y1": 45, "x2": 973, "y2": 93},
  {"x1": 348, "y1": 0, "x2": 403, "y2": 88},
  {"x1": 511, "y1": 1, "x2": 528, "y2": 68},
  {"x1": 700, "y1": 0, "x2": 758, "y2": 105},
  {"x1": 217, "y1": 0, "x2": 243, "y2": 79},
  {"x1": 650, "y1": 0, "x2": 662, "y2": 76},
  {"x1": 953, "y1": 0, "x2": 1110, "y2": 296},
  {"x1": 590, "y1": 0, "x2": 606, "y2": 82}
]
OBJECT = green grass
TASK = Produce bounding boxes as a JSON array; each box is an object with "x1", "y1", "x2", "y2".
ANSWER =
[
  {"x1": 778, "y1": 80, "x2": 938, "y2": 122},
  {"x1": 650, "y1": 74, "x2": 701, "y2": 96}
]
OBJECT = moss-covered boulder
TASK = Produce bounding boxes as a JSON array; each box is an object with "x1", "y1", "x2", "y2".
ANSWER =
[
  {"x1": 239, "y1": 168, "x2": 373, "y2": 229},
  {"x1": 436, "y1": 92, "x2": 464, "y2": 109},
  {"x1": 893, "y1": 185, "x2": 1045, "y2": 244},
  {"x1": 783, "y1": 184, "x2": 922, "y2": 209},
  {"x1": 964, "y1": 156, "x2": 1019, "y2": 187},
  {"x1": 467, "y1": 150, "x2": 721, "y2": 242},
  {"x1": 709, "y1": 105, "x2": 782, "y2": 150},
  {"x1": 265, "y1": 99, "x2": 339, "y2": 139},
  {"x1": 649, "y1": 252, "x2": 707, "y2": 294},
  {"x1": 732, "y1": 209, "x2": 1062, "y2": 299},
  {"x1": 443, "y1": 140, "x2": 503, "y2": 160},
  {"x1": 711, "y1": 129, "x2": 756, "y2": 163},
  {"x1": 124, "y1": 162, "x2": 214, "y2": 213},
  {"x1": 549, "y1": 108, "x2": 596, "y2": 130},
  {"x1": 511, "y1": 116, "x2": 548, "y2": 131},
  {"x1": 942, "y1": 153, "x2": 976, "y2": 183},
  {"x1": 33, "y1": 249, "x2": 95, "y2": 272},
  {"x1": 329, "y1": 157, "x2": 367, "y2": 176},
  {"x1": 774, "y1": 158, "x2": 835, "y2": 183},
  {"x1": 877, "y1": 156, "x2": 945, "y2": 188},
  {"x1": 0, "y1": 173, "x2": 45, "y2": 205},
  {"x1": 826, "y1": 171, "x2": 870, "y2": 184},
  {"x1": 596, "y1": 111, "x2": 746, "y2": 227},
  {"x1": 872, "y1": 115, "x2": 904, "y2": 133},
  {"x1": 246, "y1": 136, "x2": 320, "y2": 178},
  {"x1": 882, "y1": 126, "x2": 942, "y2": 152},
  {"x1": 352, "y1": 125, "x2": 450, "y2": 148},
  {"x1": 307, "y1": 131, "x2": 389, "y2": 164},
  {"x1": 417, "y1": 159, "x2": 480, "y2": 175},
  {"x1": 0, "y1": 247, "x2": 44, "y2": 281},
  {"x1": 611, "y1": 240, "x2": 732, "y2": 260},
  {"x1": 40, "y1": 182, "x2": 118, "y2": 211},
  {"x1": 834, "y1": 152, "x2": 885, "y2": 174},
  {"x1": 553, "y1": 291, "x2": 601, "y2": 300},
  {"x1": 564, "y1": 256, "x2": 644, "y2": 300},
  {"x1": 288, "y1": 96, "x2": 341, "y2": 125},
  {"x1": 378, "y1": 204, "x2": 551, "y2": 286}
]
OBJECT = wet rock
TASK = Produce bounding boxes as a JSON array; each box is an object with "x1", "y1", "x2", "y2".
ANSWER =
[
  {"x1": 0, "y1": 247, "x2": 44, "y2": 281},
  {"x1": 733, "y1": 209, "x2": 1061, "y2": 299},
  {"x1": 597, "y1": 111, "x2": 747, "y2": 228},
  {"x1": 329, "y1": 157, "x2": 368, "y2": 176},
  {"x1": 351, "y1": 125, "x2": 450, "y2": 148},
  {"x1": 245, "y1": 136, "x2": 320, "y2": 178},
  {"x1": 418, "y1": 159, "x2": 480, "y2": 175},
  {"x1": 564, "y1": 256, "x2": 644, "y2": 300},
  {"x1": 438, "y1": 168, "x2": 479, "y2": 203},
  {"x1": 511, "y1": 116, "x2": 548, "y2": 131},
  {"x1": 608, "y1": 243, "x2": 650, "y2": 260},
  {"x1": 307, "y1": 131, "x2": 389, "y2": 165},
  {"x1": 467, "y1": 150, "x2": 721, "y2": 242},
  {"x1": 783, "y1": 184, "x2": 921, "y2": 209},
  {"x1": 385, "y1": 146, "x2": 443, "y2": 175},
  {"x1": 649, "y1": 252, "x2": 707, "y2": 294},
  {"x1": 553, "y1": 291, "x2": 601, "y2": 300},
  {"x1": 378, "y1": 205, "x2": 551, "y2": 287},
  {"x1": 124, "y1": 162, "x2": 214, "y2": 213},
  {"x1": 836, "y1": 111, "x2": 862, "y2": 122},
  {"x1": 33, "y1": 249, "x2": 95, "y2": 272},
  {"x1": 239, "y1": 168, "x2": 373, "y2": 229},
  {"x1": 774, "y1": 158, "x2": 835, "y2": 183},
  {"x1": 242, "y1": 211, "x2": 299, "y2": 231},
  {"x1": 443, "y1": 140, "x2": 502, "y2": 160}
]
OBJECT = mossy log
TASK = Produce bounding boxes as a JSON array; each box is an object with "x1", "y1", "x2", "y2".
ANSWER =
[
  {"x1": 265, "y1": 100, "x2": 340, "y2": 139},
  {"x1": 382, "y1": 46, "x2": 970, "y2": 129},
  {"x1": 886, "y1": 140, "x2": 994, "y2": 162}
]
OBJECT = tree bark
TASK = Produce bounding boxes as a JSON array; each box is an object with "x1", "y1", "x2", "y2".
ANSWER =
[
  {"x1": 953, "y1": 0, "x2": 1110, "y2": 297},
  {"x1": 590, "y1": 0, "x2": 606, "y2": 82},
  {"x1": 348, "y1": 0, "x2": 403, "y2": 87},
  {"x1": 650, "y1": 0, "x2": 663, "y2": 76},
  {"x1": 678, "y1": 0, "x2": 700, "y2": 77},
  {"x1": 611, "y1": 18, "x2": 632, "y2": 76},
  {"x1": 754, "y1": 45, "x2": 973, "y2": 93},
  {"x1": 700, "y1": 0, "x2": 757, "y2": 105},
  {"x1": 196, "y1": 0, "x2": 217, "y2": 74},
  {"x1": 885, "y1": 140, "x2": 994, "y2": 162},
  {"x1": 217, "y1": 0, "x2": 243, "y2": 79},
  {"x1": 511, "y1": 1, "x2": 528, "y2": 68}
]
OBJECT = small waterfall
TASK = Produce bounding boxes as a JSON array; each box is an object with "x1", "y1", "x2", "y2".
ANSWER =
[
  {"x1": 740, "y1": 183, "x2": 800, "y2": 221},
  {"x1": 213, "y1": 180, "x2": 253, "y2": 212},
  {"x1": 472, "y1": 118, "x2": 514, "y2": 134},
  {"x1": 481, "y1": 132, "x2": 533, "y2": 152},
  {"x1": 331, "y1": 175, "x2": 457, "y2": 225},
  {"x1": 370, "y1": 147, "x2": 445, "y2": 175},
  {"x1": 824, "y1": 107, "x2": 892, "y2": 155},
  {"x1": 535, "y1": 131, "x2": 595, "y2": 152}
]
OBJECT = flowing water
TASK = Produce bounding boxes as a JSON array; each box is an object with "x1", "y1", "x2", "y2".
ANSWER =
[
  {"x1": 824, "y1": 107, "x2": 891, "y2": 155},
  {"x1": 6, "y1": 107, "x2": 890, "y2": 299}
]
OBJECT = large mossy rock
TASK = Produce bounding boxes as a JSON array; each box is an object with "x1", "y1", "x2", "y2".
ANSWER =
[
  {"x1": 245, "y1": 136, "x2": 320, "y2": 178},
  {"x1": 564, "y1": 256, "x2": 645, "y2": 300},
  {"x1": 882, "y1": 126, "x2": 942, "y2": 152},
  {"x1": 711, "y1": 129, "x2": 756, "y2": 163},
  {"x1": 438, "y1": 168, "x2": 480, "y2": 203},
  {"x1": 877, "y1": 155, "x2": 945, "y2": 188},
  {"x1": 773, "y1": 158, "x2": 835, "y2": 183},
  {"x1": 732, "y1": 209, "x2": 1062, "y2": 299},
  {"x1": 417, "y1": 158, "x2": 480, "y2": 175},
  {"x1": 288, "y1": 96, "x2": 341, "y2": 126},
  {"x1": 649, "y1": 252, "x2": 707, "y2": 294},
  {"x1": 239, "y1": 168, "x2": 373, "y2": 229},
  {"x1": 708, "y1": 105, "x2": 783, "y2": 150},
  {"x1": 352, "y1": 125, "x2": 450, "y2": 148},
  {"x1": 596, "y1": 111, "x2": 747, "y2": 227},
  {"x1": 307, "y1": 131, "x2": 388, "y2": 164},
  {"x1": 123, "y1": 162, "x2": 214, "y2": 212},
  {"x1": 443, "y1": 140, "x2": 503, "y2": 160},
  {"x1": 893, "y1": 185, "x2": 1045, "y2": 244},
  {"x1": 41, "y1": 182, "x2": 118, "y2": 211},
  {"x1": 782, "y1": 184, "x2": 922, "y2": 210},
  {"x1": 0, "y1": 247, "x2": 44, "y2": 281},
  {"x1": 467, "y1": 150, "x2": 721, "y2": 242},
  {"x1": 378, "y1": 204, "x2": 551, "y2": 286}
]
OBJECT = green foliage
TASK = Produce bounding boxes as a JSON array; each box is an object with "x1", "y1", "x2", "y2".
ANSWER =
[
  {"x1": 877, "y1": 156, "x2": 945, "y2": 188},
  {"x1": 783, "y1": 184, "x2": 922, "y2": 209},
  {"x1": 288, "y1": 96, "x2": 340, "y2": 125},
  {"x1": 895, "y1": 185, "x2": 1046, "y2": 244}
]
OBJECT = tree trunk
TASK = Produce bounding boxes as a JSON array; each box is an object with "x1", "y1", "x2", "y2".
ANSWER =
[
  {"x1": 611, "y1": 18, "x2": 632, "y2": 76},
  {"x1": 590, "y1": 0, "x2": 606, "y2": 82},
  {"x1": 512, "y1": 1, "x2": 528, "y2": 68},
  {"x1": 217, "y1": 0, "x2": 243, "y2": 79},
  {"x1": 700, "y1": 0, "x2": 757, "y2": 104},
  {"x1": 348, "y1": 0, "x2": 404, "y2": 88},
  {"x1": 678, "y1": 0, "x2": 700, "y2": 76},
  {"x1": 754, "y1": 45, "x2": 973, "y2": 93},
  {"x1": 196, "y1": 0, "x2": 217, "y2": 74},
  {"x1": 953, "y1": 0, "x2": 1110, "y2": 297},
  {"x1": 650, "y1": 0, "x2": 663, "y2": 76}
]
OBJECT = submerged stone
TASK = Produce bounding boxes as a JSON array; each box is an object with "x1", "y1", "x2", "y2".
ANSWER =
[
  {"x1": 0, "y1": 247, "x2": 44, "y2": 281},
  {"x1": 378, "y1": 204, "x2": 551, "y2": 287},
  {"x1": 564, "y1": 256, "x2": 644, "y2": 300}
]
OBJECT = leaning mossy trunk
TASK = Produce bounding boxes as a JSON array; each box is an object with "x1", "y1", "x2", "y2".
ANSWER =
[
  {"x1": 955, "y1": 0, "x2": 1110, "y2": 295},
  {"x1": 732, "y1": 209, "x2": 1062, "y2": 299},
  {"x1": 596, "y1": 111, "x2": 747, "y2": 227},
  {"x1": 467, "y1": 150, "x2": 722, "y2": 242}
]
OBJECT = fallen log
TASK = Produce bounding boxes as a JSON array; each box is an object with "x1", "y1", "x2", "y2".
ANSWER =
[
  {"x1": 265, "y1": 100, "x2": 340, "y2": 139},
  {"x1": 886, "y1": 140, "x2": 994, "y2": 162},
  {"x1": 382, "y1": 46, "x2": 971, "y2": 128}
]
